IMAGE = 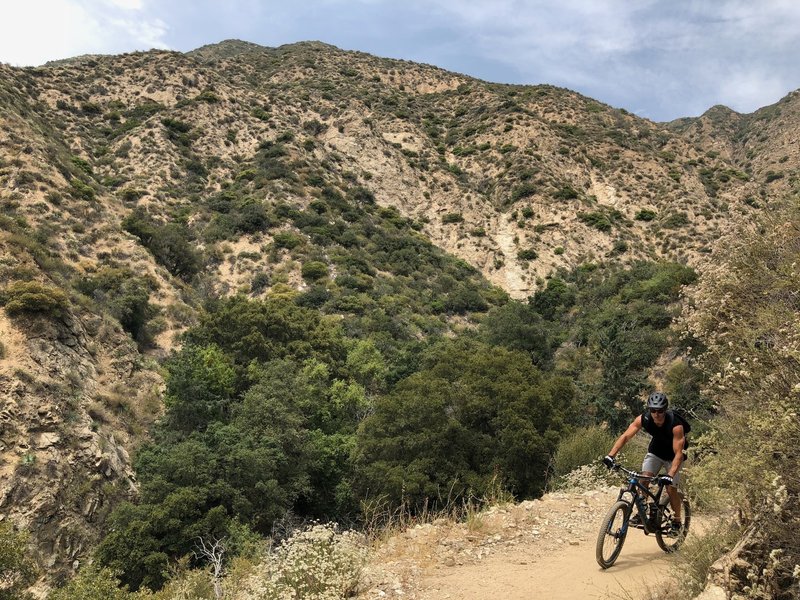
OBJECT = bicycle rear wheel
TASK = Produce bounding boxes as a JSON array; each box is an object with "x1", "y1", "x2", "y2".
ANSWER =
[
  {"x1": 596, "y1": 500, "x2": 630, "y2": 568},
  {"x1": 656, "y1": 498, "x2": 691, "y2": 553}
]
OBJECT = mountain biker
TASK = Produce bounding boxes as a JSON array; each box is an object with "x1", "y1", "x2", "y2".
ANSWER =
[{"x1": 602, "y1": 391, "x2": 686, "y2": 531}]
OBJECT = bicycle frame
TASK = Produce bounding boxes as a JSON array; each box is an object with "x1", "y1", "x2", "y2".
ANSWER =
[{"x1": 614, "y1": 465, "x2": 670, "y2": 535}]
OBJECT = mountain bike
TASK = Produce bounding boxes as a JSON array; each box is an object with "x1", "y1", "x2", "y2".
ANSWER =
[{"x1": 595, "y1": 462, "x2": 691, "y2": 569}]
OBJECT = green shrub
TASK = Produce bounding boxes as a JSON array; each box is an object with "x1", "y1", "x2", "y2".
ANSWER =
[
  {"x1": 194, "y1": 90, "x2": 220, "y2": 103},
  {"x1": 517, "y1": 248, "x2": 537, "y2": 261},
  {"x1": 161, "y1": 117, "x2": 191, "y2": 133},
  {"x1": 662, "y1": 212, "x2": 689, "y2": 228},
  {"x1": 251, "y1": 107, "x2": 270, "y2": 121},
  {"x1": 578, "y1": 211, "x2": 612, "y2": 232},
  {"x1": 551, "y1": 426, "x2": 616, "y2": 479},
  {"x1": 251, "y1": 272, "x2": 271, "y2": 293},
  {"x1": 510, "y1": 183, "x2": 536, "y2": 203},
  {"x1": 443, "y1": 285, "x2": 488, "y2": 314},
  {"x1": 75, "y1": 268, "x2": 156, "y2": 346},
  {"x1": 452, "y1": 146, "x2": 476, "y2": 157},
  {"x1": 234, "y1": 200, "x2": 271, "y2": 234},
  {"x1": 119, "y1": 188, "x2": 146, "y2": 202},
  {"x1": 70, "y1": 178, "x2": 96, "y2": 201},
  {"x1": 303, "y1": 119, "x2": 328, "y2": 136},
  {"x1": 49, "y1": 563, "x2": 135, "y2": 600},
  {"x1": 301, "y1": 261, "x2": 328, "y2": 282},
  {"x1": 612, "y1": 239, "x2": 628, "y2": 254},
  {"x1": 71, "y1": 156, "x2": 94, "y2": 174},
  {"x1": 122, "y1": 209, "x2": 201, "y2": 280},
  {"x1": 273, "y1": 231, "x2": 304, "y2": 250},
  {"x1": 348, "y1": 186, "x2": 375, "y2": 206},
  {"x1": 553, "y1": 185, "x2": 579, "y2": 200},
  {"x1": 635, "y1": 209, "x2": 657, "y2": 221},
  {"x1": 81, "y1": 101, "x2": 102, "y2": 115},
  {"x1": 442, "y1": 212, "x2": 464, "y2": 224},
  {"x1": 0, "y1": 521, "x2": 37, "y2": 598},
  {"x1": 1, "y1": 281, "x2": 69, "y2": 318}
]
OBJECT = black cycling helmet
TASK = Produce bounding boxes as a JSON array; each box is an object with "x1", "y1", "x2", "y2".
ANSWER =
[{"x1": 647, "y1": 391, "x2": 669, "y2": 410}]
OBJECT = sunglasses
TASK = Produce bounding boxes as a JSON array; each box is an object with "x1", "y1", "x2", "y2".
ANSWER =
[{"x1": 650, "y1": 408, "x2": 666, "y2": 415}]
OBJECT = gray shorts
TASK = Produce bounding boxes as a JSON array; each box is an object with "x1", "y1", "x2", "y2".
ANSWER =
[{"x1": 641, "y1": 453, "x2": 682, "y2": 486}]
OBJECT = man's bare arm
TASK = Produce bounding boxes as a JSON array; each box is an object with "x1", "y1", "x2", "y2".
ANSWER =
[
  {"x1": 608, "y1": 415, "x2": 643, "y2": 457},
  {"x1": 668, "y1": 425, "x2": 685, "y2": 478}
]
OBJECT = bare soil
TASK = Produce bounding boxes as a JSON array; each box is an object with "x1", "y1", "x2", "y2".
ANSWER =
[{"x1": 359, "y1": 486, "x2": 686, "y2": 599}]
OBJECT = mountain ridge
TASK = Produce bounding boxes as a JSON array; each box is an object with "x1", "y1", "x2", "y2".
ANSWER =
[{"x1": 0, "y1": 39, "x2": 798, "y2": 586}]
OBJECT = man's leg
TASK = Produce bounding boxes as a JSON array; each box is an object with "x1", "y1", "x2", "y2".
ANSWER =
[
  {"x1": 643, "y1": 454, "x2": 682, "y2": 524},
  {"x1": 665, "y1": 461, "x2": 683, "y2": 524},
  {"x1": 667, "y1": 484, "x2": 682, "y2": 522}
]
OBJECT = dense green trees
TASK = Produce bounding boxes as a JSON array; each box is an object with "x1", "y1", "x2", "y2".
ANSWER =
[
  {"x1": 480, "y1": 301, "x2": 553, "y2": 366},
  {"x1": 530, "y1": 261, "x2": 697, "y2": 427},
  {"x1": 183, "y1": 295, "x2": 348, "y2": 382},
  {"x1": 355, "y1": 338, "x2": 574, "y2": 506},
  {"x1": 93, "y1": 259, "x2": 696, "y2": 591},
  {"x1": 162, "y1": 344, "x2": 236, "y2": 433},
  {"x1": 97, "y1": 356, "x2": 355, "y2": 590},
  {"x1": 48, "y1": 564, "x2": 135, "y2": 600}
]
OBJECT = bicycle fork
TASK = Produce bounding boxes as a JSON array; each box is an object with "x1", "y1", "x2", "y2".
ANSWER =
[{"x1": 630, "y1": 496, "x2": 662, "y2": 535}]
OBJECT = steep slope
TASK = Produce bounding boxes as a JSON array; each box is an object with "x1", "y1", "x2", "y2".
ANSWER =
[
  {"x1": 0, "y1": 40, "x2": 797, "y2": 583},
  {"x1": 0, "y1": 252, "x2": 161, "y2": 580},
  {"x1": 1, "y1": 40, "x2": 769, "y2": 303},
  {"x1": 668, "y1": 89, "x2": 800, "y2": 203}
]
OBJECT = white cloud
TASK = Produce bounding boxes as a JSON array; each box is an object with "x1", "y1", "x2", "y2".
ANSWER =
[
  {"x1": 0, "y1": 0, "x2": 796, "y2": 119},
  {"x1": 0, "y1": 0, "x2": 169, "y2": 66},
  {"x1": 716, "y1": 71, "x2": 789, "y2": 114},
  {"x1": 105, "y1": 0, "x2": 143, "y2": 9},
  {"x1": 397, "y1": 0, "x2": 800, "y2": 118}
]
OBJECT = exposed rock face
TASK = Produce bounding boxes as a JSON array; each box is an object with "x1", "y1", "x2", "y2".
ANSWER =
[{"x1": 0, "y1": 309, "x2": 160, "y2": 579}]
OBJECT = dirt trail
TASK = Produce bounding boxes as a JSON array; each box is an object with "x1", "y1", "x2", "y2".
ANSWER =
[
  {"x1": 416, "y1": 521, "x2": 672, "y2": 599},
  {"x1": 359, "y1": 486, "x2": 688, "y2": 600}
]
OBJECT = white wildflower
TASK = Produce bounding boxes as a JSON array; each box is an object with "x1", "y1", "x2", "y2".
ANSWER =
[{"x1": 235, "y1": 523, "x2": 368, "y2": 600}]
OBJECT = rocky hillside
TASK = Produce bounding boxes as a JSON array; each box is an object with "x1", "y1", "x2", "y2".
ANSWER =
[
  {"x1": 0, "y1": 39, "x2": 798, "y2": 583},
  {"x1": 3, "y1": 40, "x2": 796, "y2": 304},
  {"x1": 668, "y1": 90, "x2": 800, "y2": 202}
]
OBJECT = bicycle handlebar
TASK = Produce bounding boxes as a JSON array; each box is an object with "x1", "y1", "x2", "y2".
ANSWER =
[{"x1": 608, "y1": 462, "x2": 660, "y2": 481}]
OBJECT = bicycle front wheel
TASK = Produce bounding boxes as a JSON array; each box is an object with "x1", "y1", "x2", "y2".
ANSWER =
[
  {"x1": 596, "y1": 500, "x2": 630, "y2": 568},
  {"x1": 656, "y1": 498, "x2": 691, "y2": 553}
]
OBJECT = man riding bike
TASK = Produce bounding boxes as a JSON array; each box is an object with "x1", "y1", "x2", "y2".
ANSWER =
[{"x1": 602, "y1": 391, "x2": 686, "y2": 531}]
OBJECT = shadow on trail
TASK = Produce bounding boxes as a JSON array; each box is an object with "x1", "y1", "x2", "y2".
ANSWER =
[{"x1": 597, "y1": 546, "x2": 670, "y2": 574}]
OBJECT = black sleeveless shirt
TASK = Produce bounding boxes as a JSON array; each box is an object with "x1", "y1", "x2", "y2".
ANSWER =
[{"x1": 641, "y1": 410, "x2": 686, "y2": 461}]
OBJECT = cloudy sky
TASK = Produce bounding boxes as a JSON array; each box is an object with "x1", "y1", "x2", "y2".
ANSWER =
[{"x1": 2, "y1": 0, "x2": 799, "y2": 122}]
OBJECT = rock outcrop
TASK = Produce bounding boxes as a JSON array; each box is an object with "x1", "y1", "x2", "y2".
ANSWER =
[{"x1": 0, "y1": 308, "x2": 160, "y2": 579}]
